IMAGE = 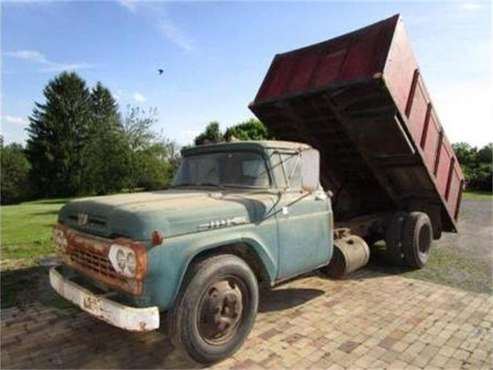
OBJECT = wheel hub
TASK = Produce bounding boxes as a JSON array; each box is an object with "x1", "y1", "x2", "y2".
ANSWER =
[{"x1": 198, "y1": 279, "x2": 243, "y2": 343}]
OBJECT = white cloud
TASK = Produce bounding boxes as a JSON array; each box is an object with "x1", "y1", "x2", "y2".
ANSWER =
[
  {"x1": 2, "y1": 115, "x2": 29, "y2": 126},
  {"x1": 4, "y1": 50, "x2": 48, "y2": 63},
  {"x1": 461, "y1": 2, "x2": 482, "y2": 11},
  {"x1": 116, "y1": 0, "x2": 195, "y2": 53},
  {"x1": 4, "y1": 49, "x2": 94, "y2": 73},
  {"x1": 133, "y1": 92, "x2": 147, "y2": 103},
  {"x1": 158, "y1": 19, "x2": 195, "y2": 53},
  {"x1": 117, "y1": 0, "x2": 137, "y2": 13}
]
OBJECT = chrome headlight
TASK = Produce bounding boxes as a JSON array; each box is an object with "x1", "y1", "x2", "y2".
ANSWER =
[{"x1": 109, "y1": 244, "x2": 137, "y2": 278}]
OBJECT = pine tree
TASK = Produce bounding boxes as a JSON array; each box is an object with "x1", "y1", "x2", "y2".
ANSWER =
[
  {"x1": 83, "y1": 82, "x2": 130, "y2": 194},
  {"x1": 26, "y1": 72, "x2": 92, "y2": 196}
]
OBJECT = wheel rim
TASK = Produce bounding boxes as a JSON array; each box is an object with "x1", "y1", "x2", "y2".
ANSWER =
[
  {"x1": 418, "y1": 224, "x2": 431, "y2": 255},
  {"x1": 197, "y1": 277, "x2": 245, "y2": 345}
]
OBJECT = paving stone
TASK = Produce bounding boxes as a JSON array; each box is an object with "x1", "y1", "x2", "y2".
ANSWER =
[{"x1": 1, "y1": 272, "x2": 492, "y2": 369}]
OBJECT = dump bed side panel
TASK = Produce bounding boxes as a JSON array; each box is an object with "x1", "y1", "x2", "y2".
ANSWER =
[
  {"x1": 250, "y1": 15, "x2": 463, "y2": 232},
  {"x1": 384, "y1": 18, "x2": 464, "y2": 223}
]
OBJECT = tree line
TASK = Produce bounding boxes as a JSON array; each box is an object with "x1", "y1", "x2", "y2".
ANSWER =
[
  {"x1": 452, "y1": 142, "x2": 492, "y2": 192},
  {"x1": 1, "y1": 71, "x2": 489, "y2": 205},
  {"x1": 1, "y1": 72, "x2": 179, "y2": 204},
  {"x1": 0, "y1": 72, "x2": 272, "y2": 205}
]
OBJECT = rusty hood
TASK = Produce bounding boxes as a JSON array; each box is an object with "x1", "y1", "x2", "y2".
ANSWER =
[{"x1": 58, "y1": 189, "x2": 276, "y2": 242}]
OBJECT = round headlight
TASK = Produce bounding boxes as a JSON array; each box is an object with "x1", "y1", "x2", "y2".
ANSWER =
[
  {"x1": 109, "y1": 244, "x2": 140, "y2": 278},
  {"x1": 116, "y1": 249, "x2": 126, "y2": 270},
  {"x1": 126, "y1": 252, "x2": 136, "y2": 275}
]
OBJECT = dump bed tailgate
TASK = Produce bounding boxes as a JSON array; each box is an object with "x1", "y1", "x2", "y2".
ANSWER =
[{"x1": 250, "y1": 14, "x2": 463, "y2": 232}]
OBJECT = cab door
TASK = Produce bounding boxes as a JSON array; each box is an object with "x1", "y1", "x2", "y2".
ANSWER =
[{"x1": 272, "y1": 152, "x2": 331, "y2": 279}]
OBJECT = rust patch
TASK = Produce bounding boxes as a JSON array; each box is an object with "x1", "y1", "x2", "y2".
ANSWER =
[
  {"x1": 55, "y1": 224, "x2": 146, "y2": 295},
  {"x1": 83, "y1": 296, "x2": 100, "y2": 311}
]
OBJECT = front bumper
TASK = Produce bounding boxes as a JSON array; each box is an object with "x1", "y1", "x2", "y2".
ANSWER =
[{"x1": 49, "y1": 267, "x2": 160, "y2": 332}]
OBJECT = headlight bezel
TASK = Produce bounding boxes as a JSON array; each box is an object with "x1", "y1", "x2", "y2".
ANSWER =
[{"x1": 108, "y1": 243, "x2": 145, "y2": 279}]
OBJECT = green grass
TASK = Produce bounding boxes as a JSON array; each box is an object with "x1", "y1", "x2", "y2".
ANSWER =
[
  {"x1": 1, "y1": 197, "x2": 75, "y2": 308},
  {"x1": 402, "y1": 246, "x2": 492, "y2": 295},
  {"x1": 463, "y1": 190, "x2": 492, "y2": 201},
  {"x1": 1, "y1": 198, "x2": 70, "y2": 263}
]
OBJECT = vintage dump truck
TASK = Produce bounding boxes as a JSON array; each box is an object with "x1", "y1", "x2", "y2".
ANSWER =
[{"x1": 50, "y1": 15, "x2": 462, "y2": 364}]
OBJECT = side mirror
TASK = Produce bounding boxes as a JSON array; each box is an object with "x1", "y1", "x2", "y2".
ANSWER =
[{"x1": 301, "y1": 149, "x2": 320, "y2": 193}]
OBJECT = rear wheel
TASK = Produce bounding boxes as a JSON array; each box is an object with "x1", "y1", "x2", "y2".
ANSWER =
[
  {"x1": 168, "y1": 255, "x2": 258, "y2": 364},
  {"x1": 385, "y1": 212, "x2": 407, "y2": 265},
  {"x1": 402, "y1": 212, "x2": 433, "y2": 268}
]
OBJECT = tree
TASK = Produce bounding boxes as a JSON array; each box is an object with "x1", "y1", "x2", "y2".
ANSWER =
[
  {"x1": 122, "y1": 106, "x2": 157, "y2": 151},
  {"x1": 452, "y1": 142, "x2": 492, "y2": 192},
  {"x1": 134, "y1": 142, "x2": 174, "y2": 190},
  {"x1": 224, "y1": 118, "x2": 272, "y2": 141},
  {"x1": 477, "y1": 143, "x2": 492, "y2": 164},
  {"x1": 82, "y1": 83, "x2": 130, "y2": 194},
  {"x1": 1, "y1": 143, "x2": 31, "y2": 204},
  {"x1": 194, "y1": 122, "x2": 223, "y2": 145},
  {"x1": 193, "y1": 119, "x2": 272, "y2": 146},
  {"x1": 122, "y1": 106, "x2": 178, "y2": 190},
  {"x1": 26, "y1": 72, "x2": 92, "y2": 196}
]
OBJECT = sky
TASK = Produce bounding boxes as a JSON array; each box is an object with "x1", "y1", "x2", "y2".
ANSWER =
[{"x1": 1, "y1": 0, "x2": 491, "y2": 147}]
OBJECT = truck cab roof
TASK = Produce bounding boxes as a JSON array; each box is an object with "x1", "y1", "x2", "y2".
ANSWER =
[{"x1": 182, "y1": 140, "x2": 312, "y2": 156}]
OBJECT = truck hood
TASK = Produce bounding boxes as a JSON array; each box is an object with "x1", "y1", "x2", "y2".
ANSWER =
[{"x1": 59, "y1": 189, "x2": 276, "y2": 242}]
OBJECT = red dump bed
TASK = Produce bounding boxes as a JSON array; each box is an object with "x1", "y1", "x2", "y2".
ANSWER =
[{"x1": 250, "y1": 14, "x2": 463, "y2": 232}]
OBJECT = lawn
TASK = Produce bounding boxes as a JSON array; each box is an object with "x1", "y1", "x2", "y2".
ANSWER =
[
  {"x1": 462, "y1": 190, "x2": 493, "y2": 201},
  {"x1": 402, "y1": 245, "x2": 492, "y2": 294},
  {"x1": 1, "y1": 198, "x2": 70, "y2": 268}
]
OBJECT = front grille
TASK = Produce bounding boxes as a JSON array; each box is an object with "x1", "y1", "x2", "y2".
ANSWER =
[{"x1": 68, "y1": 247, "x2": 125, "y2": 283}]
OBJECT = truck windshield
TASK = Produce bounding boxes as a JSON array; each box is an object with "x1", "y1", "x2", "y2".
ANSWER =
[{"x1": 173, "y1": 151, "x2": 270, "y2": 188}]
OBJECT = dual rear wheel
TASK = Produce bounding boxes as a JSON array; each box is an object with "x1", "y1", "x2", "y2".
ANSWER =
[{"x1": 385, "y1": 211, "x2": 433, "y2": 268}]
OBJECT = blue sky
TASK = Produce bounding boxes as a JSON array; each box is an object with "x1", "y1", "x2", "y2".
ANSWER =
[{"x1": 2, "y1": 0, "x2": 491, "y2": 147}]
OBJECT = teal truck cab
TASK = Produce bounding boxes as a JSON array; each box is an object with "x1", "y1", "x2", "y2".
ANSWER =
[
  {"x1": 51, "y1": 141, "x2": 345, "y2": 362},
  {"x1": 51, "y1": 16, "x2": 463, "y2": 364}
]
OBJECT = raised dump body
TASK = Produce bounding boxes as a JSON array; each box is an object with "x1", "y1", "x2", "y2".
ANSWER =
[{"x1": 250, "y1": 14, "x2": 463, "y2": 233}]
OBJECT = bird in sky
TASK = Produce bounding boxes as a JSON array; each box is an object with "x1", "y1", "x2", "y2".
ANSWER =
[{"x1": 158, "y1": 69, "x2": 164, "y2": 75}]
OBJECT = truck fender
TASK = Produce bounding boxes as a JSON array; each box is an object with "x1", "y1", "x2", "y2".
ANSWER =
[{"x1": 147, "y1": 232, "x2": 276, "y2": 310}]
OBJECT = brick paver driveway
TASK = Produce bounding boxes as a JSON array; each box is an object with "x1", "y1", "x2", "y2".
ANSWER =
[{"x1": 1, "y1": 269, "x2": 491, "y2": 369}]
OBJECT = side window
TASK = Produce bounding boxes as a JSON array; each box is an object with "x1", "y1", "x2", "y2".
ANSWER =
[
  {"x1": 281, "y1": 153, "x2": 302, "y2": 189},
  {"x1": 271, "y1": 153, "x2": 287, "y2": 189}
]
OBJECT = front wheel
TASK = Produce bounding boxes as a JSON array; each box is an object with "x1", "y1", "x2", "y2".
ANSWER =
[{"x1": 168, "y1": 254, "x2": 259, "y2": 364}]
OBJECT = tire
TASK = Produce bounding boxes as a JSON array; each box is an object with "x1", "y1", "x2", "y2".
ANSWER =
[
  {"x1": 385, "y1": 212, "x2": 407, "y2": 265},
  {"x1": 402, "y1": 212, "x2": 433, "y2": 269},
  {"x1": 168, "y1": 254, "x2": 259, "y2": 364}
]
